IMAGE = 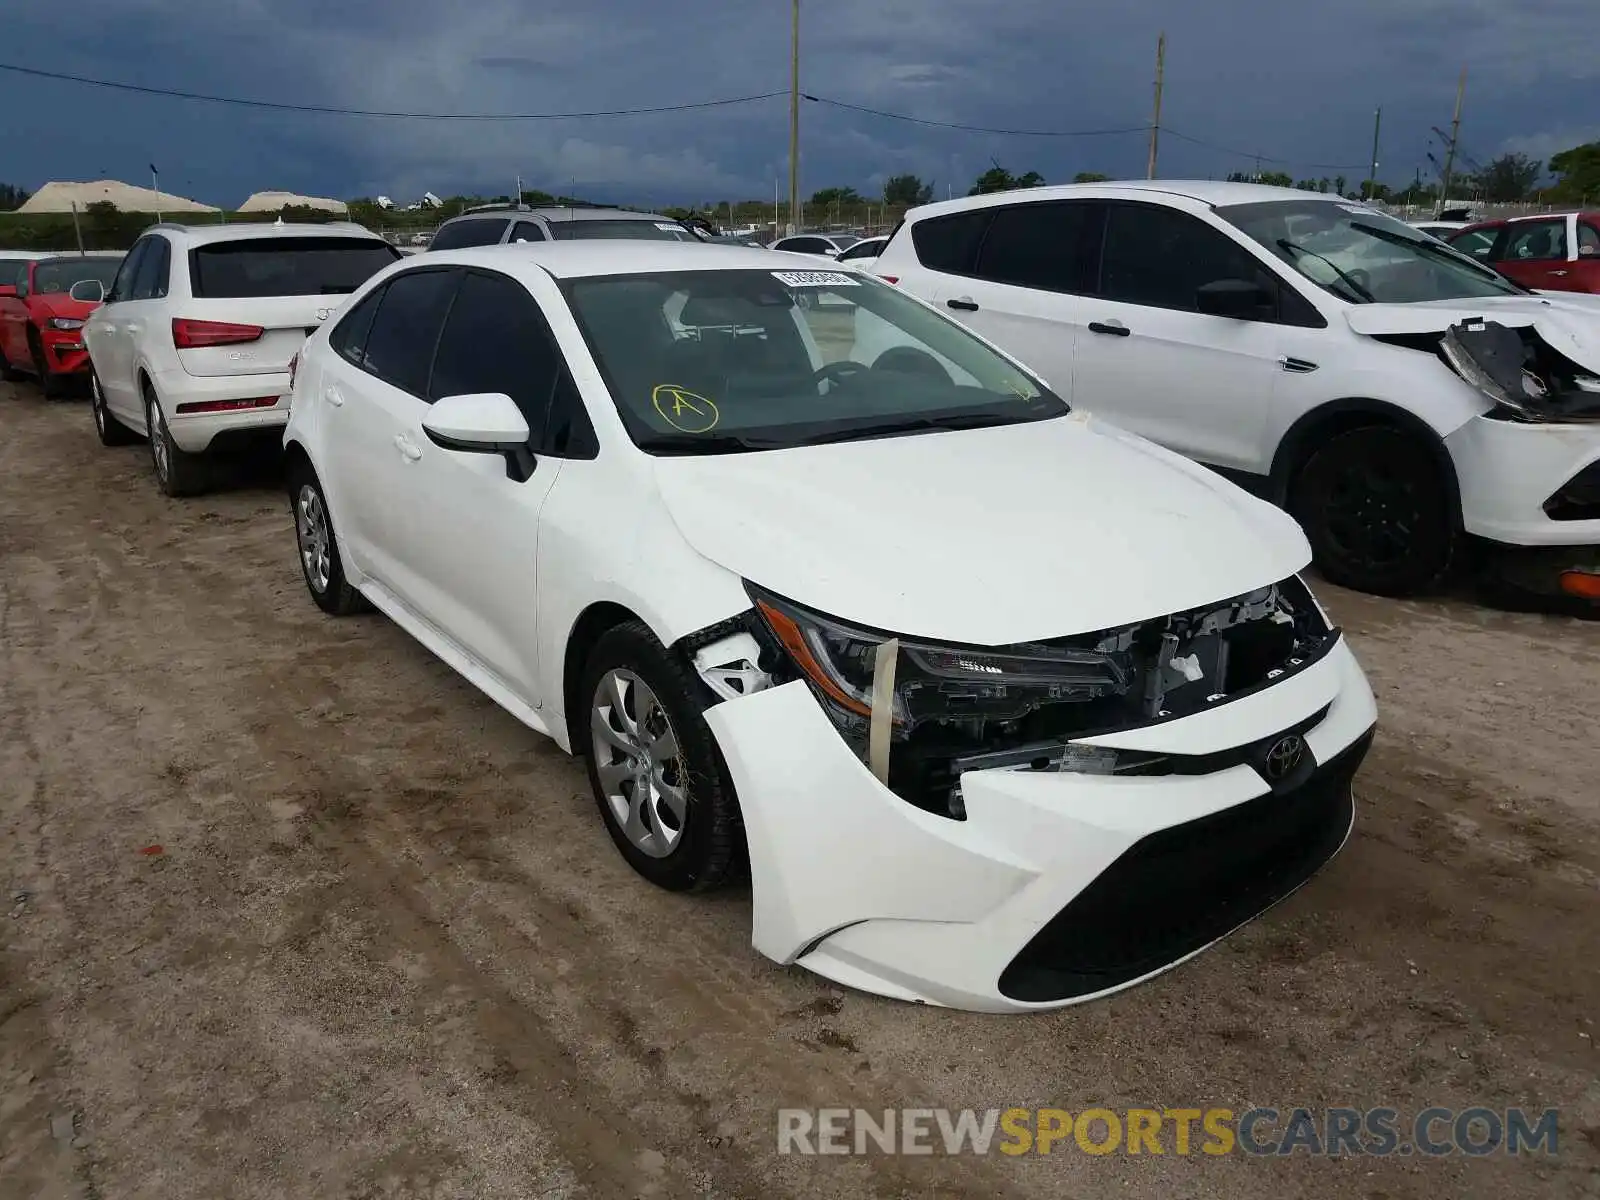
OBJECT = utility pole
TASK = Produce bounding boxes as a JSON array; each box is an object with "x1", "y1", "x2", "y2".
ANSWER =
[
  {"x1": 150, "y1": 163, "x2": 162, "y2": 222},
  {"x1": 1146, "y1": 31, "x2": 1166, "y2": 180},
  {"x1": 1438, "y1": 67, "x2": 1466, "y2": 216},
  {"x1": 1365, "y1": 107, "x2": 1382, "y2": 201},
  {"x1": 514, "y1": 173, "x2": 522, "y2": 205},
  {"x1": 787, "y1": 0, "x2": 800, "y2": 236}
]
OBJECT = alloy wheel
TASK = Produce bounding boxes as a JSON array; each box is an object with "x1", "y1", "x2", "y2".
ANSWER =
[
  {"x1": 590, "y1": 668, "x2": 688, "y2": 859},
  {"x1": 91, "y1": 375, "x2": 106, "y2": 436},
  {"x1": 295, "y1": 484, "x2": 332, "y2": 594},
  {"x1": 148, "y1": 399, "x2": 170, "y2": 483},
  {"x1": 1323, "y1": 461, "x2": 1422, "y2": 571}
]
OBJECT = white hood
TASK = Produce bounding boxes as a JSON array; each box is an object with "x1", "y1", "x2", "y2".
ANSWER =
[
  {"x1": 1345, "y1": 294, "x2": 1600, "y2": 372},
  {"x1": 650, "y1": 412, "x2": 1312, "y2": 646}
]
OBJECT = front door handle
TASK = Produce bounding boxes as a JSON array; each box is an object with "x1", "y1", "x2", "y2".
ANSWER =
[
  {"x1": 946, "y1": 296, "x2": 979, "y2": 311},
  {"x1": 1088, "y1": 319, "x2": 1131, "y2": 337},
  {"x1": 1549, "y1": 269, "x2": 1570, "y2": 277},
  {"x1": 394, "y1": 432, "x2": 423, "y2": 461},
  {"x1": 324, "y1": 385, "x2": 344, "y2": 407}
]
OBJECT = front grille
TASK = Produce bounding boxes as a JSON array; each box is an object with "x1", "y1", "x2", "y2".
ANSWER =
[
  {"x1": 1543, "y1": 460, "x2": 1600, "y2": 522},
  {"x1": 997, "y1": 728, "x2": 1374, "y2": 1003}
]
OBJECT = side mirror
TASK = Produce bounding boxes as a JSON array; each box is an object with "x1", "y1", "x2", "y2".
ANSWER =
[
  {"x1": 69, "y1": 279, "x2": 105, "y2": 303},
  {"x1": 421, "y1": 392, "x2": 535, "y2": 481},
  {"x1": 1196, "y1": 278, "x2": 1274, "y2": 319}
]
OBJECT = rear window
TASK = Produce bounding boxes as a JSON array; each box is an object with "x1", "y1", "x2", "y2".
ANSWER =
[
  {"x1": 429, "y1": 218, "x2": 509, "y2": 250},
  {"x1": 189, "y1": 237, "x2": 400, "y2": 299},
  {"x1": 910, "y1": 210, "x2": 994, "y2": 275},
  {"x1": 548, "y1": 219, "x2": 692, "y2": 242}
]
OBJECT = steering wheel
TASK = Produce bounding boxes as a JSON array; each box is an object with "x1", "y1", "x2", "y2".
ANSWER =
[
  {"x1": 1347, "y1": 267, "x2": 1373, "y2": 293},
  {"x1": 871, "y1": 346, "x2": 952, "y2": 383},
  {"x1": 812, "y1": 360, "x2": 870, "y2": 392}
]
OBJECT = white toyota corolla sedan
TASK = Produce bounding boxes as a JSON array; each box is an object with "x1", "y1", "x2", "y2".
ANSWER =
[{"x1": 281, "y1": 241, "x2": 1378, "y2": 1013}]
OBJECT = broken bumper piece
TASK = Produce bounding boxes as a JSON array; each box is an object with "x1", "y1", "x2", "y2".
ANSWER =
[{"x1": 702, "y1": 635, "x2": 1376, "y2": 1012}]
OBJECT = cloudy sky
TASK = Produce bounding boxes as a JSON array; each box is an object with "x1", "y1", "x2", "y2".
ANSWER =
[{"x1": 4, "y1": 0, "x2": 1598, "y2": 209}]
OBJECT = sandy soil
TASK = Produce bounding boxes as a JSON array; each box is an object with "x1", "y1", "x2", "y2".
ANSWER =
[{"x1": 2, "y1": 383, "x2": 1597, "y2": 1200}]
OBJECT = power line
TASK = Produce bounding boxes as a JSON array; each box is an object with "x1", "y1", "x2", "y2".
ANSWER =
[
  {"x1": 802, "y1": 93, "x2": 1147, "y2": 138},
  {"x1": 0, "y1": 61, "x2": 784, "y2": 120},
  {"x1": 1160, "y1": 126, "x2": 1369, "y2": 172}
]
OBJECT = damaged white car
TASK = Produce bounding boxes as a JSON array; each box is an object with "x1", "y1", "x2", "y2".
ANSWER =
[
  {"x1": 282, "y1": 242, "x2": 1378, "y2": 1012},
  {"x1": 871, "y1": 184, "x2": 1600, "y2": 603}
]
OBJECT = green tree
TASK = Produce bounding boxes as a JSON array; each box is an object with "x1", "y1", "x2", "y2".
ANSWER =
[
  {"x1": 1258, "y1": 170, "x2": 1293, "y2": 187},
  {"x1": 0, "y1": 182, "x2": 30, "y2": 211},
  {"x1": 1475, "y1": 153, "x2": 1543, "y2": 202},
  {"x1": 1549, "y1": 141, "x2": 1600, "y2": 202},
  {"x1": 1072, "y1": 172, "x2": 1111, "y2": 183},
  {"x1": 1334, "y1": 175, "x2": 1347, "y2": 196},
  {"x1": 969, "y1": 164, "x2": 1044, "y2": 195},
  {"x1": 882, "y1": 175, "x2": 933, "y2": 206},
  {"x1": 809, "y1": 186, "x2": 861, "y2": 208}
]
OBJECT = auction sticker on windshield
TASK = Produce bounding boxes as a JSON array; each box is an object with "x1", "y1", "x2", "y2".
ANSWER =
[{"x1": 772, "y1": 270, "x2": 860, "y2": 288}]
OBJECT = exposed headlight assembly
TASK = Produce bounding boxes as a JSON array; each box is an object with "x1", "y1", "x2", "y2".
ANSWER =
[{"x1": 48, "y1": 317, "x2": 86, "y2": 331}]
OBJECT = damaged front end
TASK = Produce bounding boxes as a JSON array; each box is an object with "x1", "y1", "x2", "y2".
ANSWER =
[
  {"x1": 1434, "y1": 319, "x2": 1600, "y2": 423},
  {"x1": 679, "y1": 578, "x2": 1339, "y2": 821}
]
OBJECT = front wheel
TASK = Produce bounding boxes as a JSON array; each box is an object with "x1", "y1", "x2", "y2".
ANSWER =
[
  {"x1": 1290, "y1": 425, "x2": 1458, "y2": 596},
  {"x1": 91, "y1": 370, "x2": 136, "y2": 446},
  {"x1": 580, "y1": 622, "x2": 742, "y2": 892}
]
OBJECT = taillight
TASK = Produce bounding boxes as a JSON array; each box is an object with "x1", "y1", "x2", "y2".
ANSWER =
[
  {"x1": 174, "y1": 396, "x2": 280, "y2": 414},
  {"x1": 287, "y1": 351, "x2": 300, "y2": 391},
  {"x1": 171, "y1": 317, "x2": 264, "y2": 349},
  {"x1": 877, "y1": 275, "x2": 899, "y2": 284}
]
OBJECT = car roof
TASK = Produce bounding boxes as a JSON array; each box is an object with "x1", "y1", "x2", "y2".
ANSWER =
[
  {"x1": 35, "y1": 253, "x2": 124, "y2": 264},
  {"x1": 416, "y1": 240, "x2": 824, "y2": 280},
  {"x1": 147, "y1": 221, "x2": 389, "y2": 246},
  {"x1": 901, "y1": 178, "x2": 1333, "y2": 221}
]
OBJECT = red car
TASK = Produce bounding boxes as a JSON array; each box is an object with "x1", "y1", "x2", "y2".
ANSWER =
[
  {"x1": 0, "y1": 253, "x2": 123, "y2": 397},
  {"x1": 1446, "y1": 212, "x2": 1600, "y2": 294}
]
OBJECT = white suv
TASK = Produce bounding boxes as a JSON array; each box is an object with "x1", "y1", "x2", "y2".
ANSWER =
[
  {"x1": 871, "y1": 182, "x2": 1600, "y2": 603},
  {"x1": 83, "y1": 222, "x2": 399, "y2": 495}
]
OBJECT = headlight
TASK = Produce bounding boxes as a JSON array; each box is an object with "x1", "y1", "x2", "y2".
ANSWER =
[
  {"x1": 49, "y1": 317, "x2": 85, "y2": 331},
  {"x1": 749, "y1": 585, "x2": 1128, "y2": 745}
]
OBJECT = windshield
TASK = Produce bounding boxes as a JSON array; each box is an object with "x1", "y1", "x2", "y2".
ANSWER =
[
  {"x1": 562, "y1": 267, "x2": 1066, "y2": 455},
  {"x1": 1216, "y1": 200, "x2": 1523, "y2": 304},
  {"x1": 548, "y1": 219, "x2": 696, "y2": 242},
  {"x1": 34, "y1": 257, "x2": 122, "y2": 294}
]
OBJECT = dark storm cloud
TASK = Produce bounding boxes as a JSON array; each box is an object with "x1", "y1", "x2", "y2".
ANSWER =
[{"x1": 2, "y1": 0, "x2": 1596, "y2": 207}]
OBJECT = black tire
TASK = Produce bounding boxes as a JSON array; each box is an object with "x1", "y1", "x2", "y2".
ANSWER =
[
  {"x1": 1290, "y1": 425, "x2": 1458, "y2": 597},
  {"x1": 286, "y1": 461, "x2": 366, "y2": 616},
  {"x1": 90, "y1": 369, "x2": 136, "y2": 446},
  {"x1": 144, "y1": 384, "x2": 209, "y2": 497},
  {"x1": 579, "y1": 621, "x2": 742, "y2": 892},
  {"x1": 27, "y1": 328, "x2": 66, "y2": 399}
]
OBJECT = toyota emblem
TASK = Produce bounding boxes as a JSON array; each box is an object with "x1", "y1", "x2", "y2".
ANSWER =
[{"x1": 1263, "y1": 734, "x2": 1305, "y2": 782}]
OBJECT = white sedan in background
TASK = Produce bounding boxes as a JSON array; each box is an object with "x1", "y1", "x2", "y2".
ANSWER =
[{"x1": 282, "y1": 241, "x2": 1376, "y2": 1012}]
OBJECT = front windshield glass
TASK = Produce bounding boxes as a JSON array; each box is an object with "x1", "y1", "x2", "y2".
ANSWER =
[
  {"x1": 1216, "y1": 199, "x2": 1522, "y2": 304},
  {"x1": 562, "y1": 268, "x2": 1066, "y2": 454},
  {"x1": 34, "y1": 257, "x2": 121, "y2": 295}
]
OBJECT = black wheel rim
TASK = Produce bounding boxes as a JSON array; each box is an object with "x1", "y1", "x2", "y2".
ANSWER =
[{"x1": 1321, "y1": 458, "x2": 1424, "y2": 572}]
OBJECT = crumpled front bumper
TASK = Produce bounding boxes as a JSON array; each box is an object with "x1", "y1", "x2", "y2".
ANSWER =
[{"x1": 704, "y1": 637, "x2": 1377, "y2": 1013}]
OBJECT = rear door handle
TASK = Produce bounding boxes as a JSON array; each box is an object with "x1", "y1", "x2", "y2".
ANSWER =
[
  {"x1": 1549, "y1": 269, "x2": 1569, "y2": 277},
  {"x1": 1088, "y1": 319, "x2": 1130, "y2": 337},
  {"x1": 946, "y1": 297, "x2": 979, "y2": 311},
  {"x1": 394, "y1": 433, "x2": 422, "y2": 461},
  {"x1": 324, "y1": 385, "x2": 344, "y2": 407}
]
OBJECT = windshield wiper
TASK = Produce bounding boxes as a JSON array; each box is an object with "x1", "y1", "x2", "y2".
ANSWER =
[
  {"x1": 785, "y1": 410, "x2": 1049, "y2": 447},
  {"x1": 1275, "y1": 238, "x2": 1377, "y2": 303},
  {"x1": 635, "y1": 432, "x2": 789, "y2": 455}
]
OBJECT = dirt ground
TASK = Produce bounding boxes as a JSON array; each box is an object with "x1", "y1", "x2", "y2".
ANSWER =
[{"x1": 2, "y1": 381, "x2": 1597, "y2": 1200}]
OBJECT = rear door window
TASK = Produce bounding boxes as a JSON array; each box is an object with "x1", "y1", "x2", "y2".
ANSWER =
[
  {"x1": 359, "y1": 269, "x2": 459, "y2": 397},
  {"x1": 429, "y1": 218, "x2": 509, "y2": 250},
  {"x1": 910, "y1": 209, "x2": 994, "y2": 275},
  {"x1": 189, "y1": 237, "x2": 400, "y2": 298},
  {"x1": 1579, "y1": 221, "x2": 1600, "y2": 257},
  {"x1": 974, "y1": 201, "x2": 1095, "y2": 293}
]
